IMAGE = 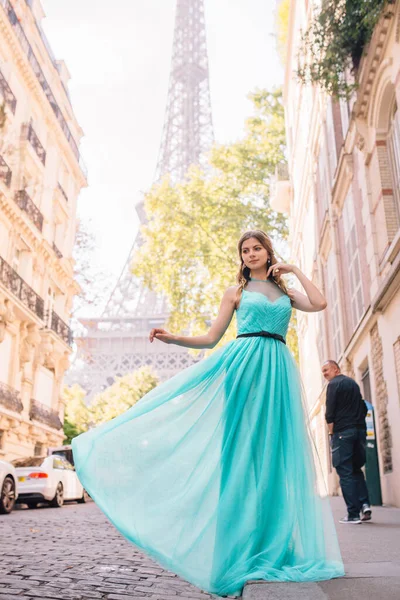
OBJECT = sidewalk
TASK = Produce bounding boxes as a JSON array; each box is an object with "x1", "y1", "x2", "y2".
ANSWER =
[{"x1": 243, "y1": 497, "x2": 400, "y2": 600}]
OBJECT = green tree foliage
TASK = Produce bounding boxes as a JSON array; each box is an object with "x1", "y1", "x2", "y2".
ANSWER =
[
  {"x1": 62, "y1": 384, "x2": 91, "y2": 443},
  {"x1": 132, "y1": 89, "x2": 289, "y2": 346},
  {"x1": 297, "y1": 0, "x2": 395, "y2": 98},
  {"x1": 63, "y1": 419, "x2": 84, "y2": 445},
  {"x1": 63, "y1": 367, "x2": 159, "y2": 442},
  {"x1": 89, "y1": 367, "x2": 159, "y2": 425}
]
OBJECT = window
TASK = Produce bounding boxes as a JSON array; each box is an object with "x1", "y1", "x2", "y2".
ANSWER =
[
  {"x1": 45, "y1": 287, "x2": 55, "y2": 327},
  {"x1": 317, "y1": 137, "x2": 331, "y2": 221},
  {"x1": 12, "y1": 247, "x2": 20, "y2": 272},
  {"x1": 0, "y1": 429, "x2": 4, "y2": 450},
  {"x1": 327, "y1": 252, "x2": 342, "y2": 359},
  {"x1": 387, "y1": 101, "x2": 400, "y2": 220},
  {"x1": 62, "y1": 458, "x2": 75, "y2": 471},
  {"x1": 361, "y1": 366, "x2": 372, "y2": 404},
  {"x1": 342, "y1": 190, "x2": 364, "y2": 329},
  {"x1": 393, "y1": 337, "x2": 400, "y2": 404},
  {"x1": 316, "y1": 311, "x2": 325, "y2": 363},
  {"x1": 340, "y1": 98, "x2": 350, "y2": 139},
  {"x1": 34, "y1": 368, "x2": 54, "y2": 408},
  {"x1": 53, "y1": 456, "x2": 64, "y2": 470},
  {"x1": 34, "y1": 442, "x2": 43, "y2": 456},
  {"x1": 316, "y1": 311, "x2": 327, "y2": 386},
  {"x1": 326, "y1": 99, "x2": 338, "y2": 180}
]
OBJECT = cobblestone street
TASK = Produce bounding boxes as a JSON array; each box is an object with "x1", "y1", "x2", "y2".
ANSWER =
[
  {"x1": 1, "y1": 498, "x2": 400, "y2": 600},
  {"x1": 0, "y1": 502, "x2": 223, "y2": 600}
]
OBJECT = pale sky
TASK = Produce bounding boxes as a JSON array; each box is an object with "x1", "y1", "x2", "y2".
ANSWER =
[{"x1": 40, "y1": 0, "x2": 283, "y2": 298}]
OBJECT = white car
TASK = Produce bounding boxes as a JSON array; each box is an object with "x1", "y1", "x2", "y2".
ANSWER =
[
  {"x1": 0, "y1": 459, "x2": 18, "y2": 514},
  {"x1": 13, "y1": 454, "x2": 87, "y2": 508}
]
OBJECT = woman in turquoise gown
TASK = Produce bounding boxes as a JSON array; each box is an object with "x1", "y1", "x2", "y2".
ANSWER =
[{"x1": 72, "y1": 230, "x2": 344, "y2": 596}]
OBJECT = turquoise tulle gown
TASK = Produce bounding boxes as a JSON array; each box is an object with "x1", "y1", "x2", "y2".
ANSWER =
[{"x1": 72, "y1": 279, "x2": 344, "y2": 596}]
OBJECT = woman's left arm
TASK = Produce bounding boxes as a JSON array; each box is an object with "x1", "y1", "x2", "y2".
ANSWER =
[{"x1": 267, "y1": 263, "x2": 327, "y2": 313}]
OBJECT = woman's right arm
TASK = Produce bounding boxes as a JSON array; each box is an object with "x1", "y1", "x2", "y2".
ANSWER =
[{"x1": 149, "y1": 286, "x2": 238, "y2": 349}]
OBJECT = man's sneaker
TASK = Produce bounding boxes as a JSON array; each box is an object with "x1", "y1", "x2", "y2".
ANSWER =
[
  {"x1": 339, "y1": 515, "x2": 362, "y2": 524},
  {"x1": 361, "y1": 504, "x2": 372, "y2": 522}
]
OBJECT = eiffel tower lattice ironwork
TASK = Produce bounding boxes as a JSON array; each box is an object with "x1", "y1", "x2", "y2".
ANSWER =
[{"x1": 69, "y1": 0, "x2": 214, "y2": 398}]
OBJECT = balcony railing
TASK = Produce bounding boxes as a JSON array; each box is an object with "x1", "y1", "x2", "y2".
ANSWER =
[
  {"x1": 29, "y1": 398, "x2": 62, "y2": 430},
  {"x1": 52, "y1": 242, "x2": 62, "y2": 259},
  {"x1": 0, "y1": 67, "x2": 16, "y2": 114},
  {"x1": 0, "y1": 255, "x2": 44, "y2": 319},
  {"x1": 57, "y1": 182, "x2": 68, "y2": 203},
  {"x1": 0, "y1": 0, "x2": 82, "y2": 166},
  {"x1": 49, "y1": 310, "x2": 72, "y2": 346},
  {"x1": 0, "y1": 382, "x2": 23, "y2": 413},
  {"x1": 25, "y1": 122, "x2": 46, "y2": 165},
  {"x1": 14, "y1": 190, "x2": 44, "y2": 232},
  {"x1": 0, "y1": 155, "x2": 12, "y2": 187}
]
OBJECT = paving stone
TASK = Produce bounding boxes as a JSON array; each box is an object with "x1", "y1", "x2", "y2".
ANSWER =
[
  {"x1": 0, "y1": 503, "x2": 215, "y2": 600},
  {"x1": 0, "y1": 595, "x2": 31, "y2": 600},
  {"x1": 107, "y1": 595, "x2": 138, "y2": 600}
]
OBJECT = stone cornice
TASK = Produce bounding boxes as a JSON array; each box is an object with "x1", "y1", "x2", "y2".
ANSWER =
[
  {"x1": 0, "y1": 13, "x2": 86, "y2": 187},
  {"x1": 0, "y1": 188, "x2": 41, "y2": 249},
  {"x1": 354, "y1": 3, "x2": 396, "y2": 121},
  {"x1": 0, "y1": 190, "x2": 76, "y2": 295}
]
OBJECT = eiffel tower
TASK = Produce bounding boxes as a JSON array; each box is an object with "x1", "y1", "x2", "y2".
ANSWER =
[{"x1": 69, "y1": 0, "x2": 214, "y2": 398}]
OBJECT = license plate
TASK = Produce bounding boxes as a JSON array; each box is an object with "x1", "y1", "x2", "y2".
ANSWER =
[{"x1": 18, "y1": 476, "x2": 26, "y2": 482}]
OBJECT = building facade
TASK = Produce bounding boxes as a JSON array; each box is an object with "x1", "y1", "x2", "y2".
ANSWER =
[
  {"x1": 0, "y1": 0, "x2": 86, "y2": 460},
  {"x1": 275, "y1": 0, "x2": 400, "y2": 506}
]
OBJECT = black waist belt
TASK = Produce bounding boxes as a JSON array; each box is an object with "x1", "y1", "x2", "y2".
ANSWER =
[{"x1": 236, "y1": 331, "x2": 286, "y2": 344}]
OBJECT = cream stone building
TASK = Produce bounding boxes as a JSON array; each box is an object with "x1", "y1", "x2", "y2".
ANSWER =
[
  {"x1": 0, "y1": 0, "x2": 86, "y2": 460},
  {"x1": 274, "y1": 1, "x2": 400, "y2": 506}
]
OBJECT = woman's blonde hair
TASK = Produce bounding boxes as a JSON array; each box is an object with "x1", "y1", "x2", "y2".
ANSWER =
[{"x1": 235, "y1": 230, "x2": 288, "y2": 309}]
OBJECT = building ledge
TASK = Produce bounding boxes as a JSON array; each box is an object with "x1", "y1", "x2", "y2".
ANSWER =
[
  {"x1": 0, "y1": 382, "x2": 23, "y2": 413},
  {"x1": 29, "y1": 398, "x2": 62, "y2": 430},
  {"x1": 354, "y1": 3, "x2": 396, "y2": 120}
]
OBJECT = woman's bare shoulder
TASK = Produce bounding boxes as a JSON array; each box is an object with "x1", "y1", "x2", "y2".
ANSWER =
[
  {"x1": 223, "y1": 285, "x2": 241, "y2": 303},
  {"x1": 225, "y1": 284, "x2": 241, "y2": 294}
]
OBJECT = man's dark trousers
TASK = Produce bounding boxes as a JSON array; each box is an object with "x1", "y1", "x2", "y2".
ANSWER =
[{"x1": 331, "y1": 427, "x2": 370, "y2": 519}]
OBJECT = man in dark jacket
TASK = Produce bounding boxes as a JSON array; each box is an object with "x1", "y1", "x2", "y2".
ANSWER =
[{"x1": 322, "y1": 360, "x2": 371, "y2": 524}]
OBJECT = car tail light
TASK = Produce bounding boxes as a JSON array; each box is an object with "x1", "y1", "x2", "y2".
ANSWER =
[{"x1": 28, "y1": 472, "x2": 48, "y2": 479}]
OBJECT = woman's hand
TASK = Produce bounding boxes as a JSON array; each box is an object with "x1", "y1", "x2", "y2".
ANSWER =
[
  {"x1": 266, "y1": 262, "x2": 295, "y2": 279},
  {"x1": 149, "y1": 328, "x2": 176, "y2": 344}
]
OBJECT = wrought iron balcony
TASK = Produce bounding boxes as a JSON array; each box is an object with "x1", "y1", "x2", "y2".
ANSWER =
[
  {"x1": 0, "y1": 155, "x2": 12, "y2": 187},
  {"x1": 0, "y1": 255, "x2": 44, "y2": 320},
  {"x1": 25, "y1": 122, "x2": 46, "y2": 165},
  {"x1": 52, "y1": 242, "x2": 63, "y2": 259},
  {"x1": 14, "y1": 190, "x2": 44, "y2": 232},
  {"x1": 50, "y1": 310, "x2": 72, "y2": 346},
  {"x1": 29, "y1": 398, "x2": 62, "y2": 430},
  {"x1": 0, "y1": 67, "x2": 16, "y2": 114},
  {"x1": 0, "y1": 382, "x2": 23, "y2": 413},
  {"x1": 0, "y1": 0, "x2": 82, "y2": 167},
  {"x1": 57, "y1": 182, "x2": 68, "y2": 202}
]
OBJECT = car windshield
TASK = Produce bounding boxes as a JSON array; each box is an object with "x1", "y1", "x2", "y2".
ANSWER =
[{"x1": 11, "y1": 456, "x2": 46, "y2": 468}]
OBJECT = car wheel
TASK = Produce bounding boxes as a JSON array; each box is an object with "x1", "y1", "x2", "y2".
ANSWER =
[
  {"x1": 0, "y1": 476, "x2": 16, "y2": 514},
  {"x1": 49, "y1": 482, "x2": 64, "y2": 508},
  {"x1": 77, "y1": 489, "x2": 89, "y2": 504}
]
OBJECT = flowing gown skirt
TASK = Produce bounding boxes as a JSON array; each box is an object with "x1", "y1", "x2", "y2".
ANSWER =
[{"x1": 72, "y1": 337, "x2": 344, "y2": 596}]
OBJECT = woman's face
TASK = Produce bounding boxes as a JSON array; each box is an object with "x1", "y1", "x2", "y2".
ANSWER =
[{"x1": 241, "y1": 237, "x2": 269, "y2": 271}]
